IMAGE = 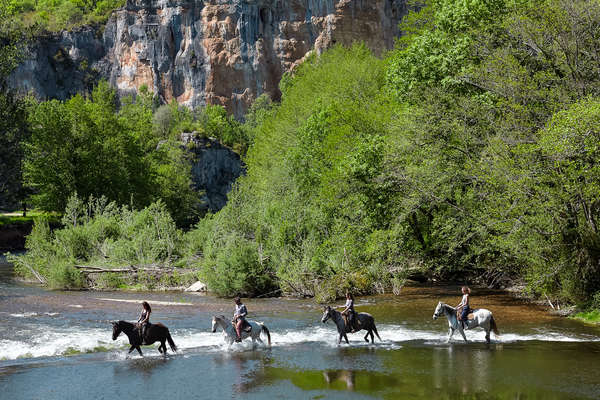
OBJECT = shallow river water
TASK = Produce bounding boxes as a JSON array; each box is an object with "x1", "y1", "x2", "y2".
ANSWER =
[{"x1": 1, "y1": 259, "x2": 599, "y2": 399}]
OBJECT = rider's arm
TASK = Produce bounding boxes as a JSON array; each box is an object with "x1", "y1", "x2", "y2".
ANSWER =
[
  {"x1": 239, "y1": 305, "x2": 247, "y2": 317},
  {"x1": 137, "y1": 311, "x2": 144, "y2": 323}
]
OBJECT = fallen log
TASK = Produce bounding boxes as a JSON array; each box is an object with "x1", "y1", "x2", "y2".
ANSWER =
[{"x1": 74, "y1": 265, "x2": 169, "y2": 273}]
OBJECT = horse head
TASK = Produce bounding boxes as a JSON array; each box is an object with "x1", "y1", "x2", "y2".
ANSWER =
[
  {"x1": 211, "y1": 316, "x2": 218, "y2": 333},
  {"x1": 111, "y1": 321, "x2": 121, "y2": 340},
  {"x1": 212, "y1": 315, "x2": 227, "y2": 332},
  {"x1": 433, "y1": 302, "x2": 443, "y2": 320},
  {"x1": 321, "y1": 306, "x2": 332, "y2": 323}
]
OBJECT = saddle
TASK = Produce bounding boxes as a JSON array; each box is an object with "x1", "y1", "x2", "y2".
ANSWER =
[
  {"x1": 342, "y1": 313, "x2": 360, "y2": 332},
  {"x1": 136, "y1": 322, "x2": 151, "y2": 344},
  {"x1": 232, "y1": 319, "x2": 252, "y2": 333},
  {"x1": 456, "y1": 311, "x2": 475, "y2": 320}
]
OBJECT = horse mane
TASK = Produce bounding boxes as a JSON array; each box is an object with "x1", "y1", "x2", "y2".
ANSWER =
[{"x1": 117, "y1": 320, "x2": 135, "y2": 328}]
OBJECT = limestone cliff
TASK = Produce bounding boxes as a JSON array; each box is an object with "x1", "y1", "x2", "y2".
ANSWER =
[
  {"x1": 181, "y1": 133, "x2": 245, "y2": 212},
  {"x1": 10, "y1": 0, "x2": 406, "y2": 117}
]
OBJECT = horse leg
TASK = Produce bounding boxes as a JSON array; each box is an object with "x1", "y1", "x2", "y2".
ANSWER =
[
  {"x1": 364, "y1": 330, "x2": 370, "y2": 343},
  {"x1": 459, "y1": 327, "x2": 467, "y2": 343},
  {"x1": 369, "y1": 329, "x2": 374, "y2": 343},
  {"x1": 485, "y1": 326, "x2": 491, "y2": 344},
  {"x1": 136, "y1": 346, "x2": 143, "y2": 356},
  {"x1": 447, "y1": 327, "x2": 454, "y2": 343},
  {"x1": 343, "y1": 333, "x2": 349, "y2": 345}
]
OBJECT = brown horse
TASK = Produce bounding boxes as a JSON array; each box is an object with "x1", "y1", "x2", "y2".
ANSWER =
[
  {"x1": 321, "y1": 306, "x2": 381, "y2": 344},
  {"x1": 112, "y1": 320, "x2": 177, "y2": 356}
]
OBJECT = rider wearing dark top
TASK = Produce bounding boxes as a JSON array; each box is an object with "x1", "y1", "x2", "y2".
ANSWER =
[
  {"x1": 342, "y1": 292, "x2": 358, "y2": 333},
  {"x1": 233, "y1": 297, "x2": 248, "y2": 342},
  {"x1": 456, "y1": 286, "x2": 471, "y2": 329},
  {"x1": 138, "y1": 301, "x2": 151, "y2": 342}
]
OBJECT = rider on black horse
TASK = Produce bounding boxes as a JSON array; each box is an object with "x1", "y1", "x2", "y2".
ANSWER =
[
  {"x1": 342, "y1": 292, "x2": 358, "y2": 333},
  {"x1": 233, "y1": 297, "x2": 249, "y2": 342},
  {"x1": 137, "y1": 301, "x2": 151, "y2": 342}
]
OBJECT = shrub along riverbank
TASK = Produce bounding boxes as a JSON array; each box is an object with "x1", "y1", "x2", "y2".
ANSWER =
[{"x1": 5, "y1": 0, "x2": 600, "y2": 315}]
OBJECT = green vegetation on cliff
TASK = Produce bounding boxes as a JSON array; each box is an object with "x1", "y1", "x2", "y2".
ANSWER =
[{"x1": 3, "y1": 0, "x2": 124, "y2": 32}]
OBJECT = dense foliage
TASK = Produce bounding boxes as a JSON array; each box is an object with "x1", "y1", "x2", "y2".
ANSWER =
[
  {"x1": 0, "y1": 0, "x2": 30, "y2": 210},
  {"x1": 8, "y1": 195, "x2": 189, "y2": 289},
  {"x1": 4, "y1": 0, "x2": 124, "y2": 32},
  {"x1": 184, "y1": 0, "x2": 600, "y2": 306},
  {"x1": 23, "y1": 82, "x2": 200, "y2": 226}
]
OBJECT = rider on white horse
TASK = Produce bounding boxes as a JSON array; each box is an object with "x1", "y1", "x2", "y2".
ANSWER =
[
  {"x1": 233, "y1": 297, "x2": 248, "y2": 342},
  {"x1": 456, "y1": 286, "x2": 471, "y2": 329}
]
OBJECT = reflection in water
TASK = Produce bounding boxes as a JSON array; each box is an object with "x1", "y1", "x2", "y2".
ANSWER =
[
  {"x1": 433, "y1": 345, "x2": 494, "y2": 394},
  {"x1": 212, "y1": 350, "x2": 274, "y2": 395},
  {"x1": 323, "y1": 370, "x2": 355, "y2": 390}
]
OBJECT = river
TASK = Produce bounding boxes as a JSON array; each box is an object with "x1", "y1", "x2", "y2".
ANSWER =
[{"x1": 1, "y1": 257, "x2": 599, "y2": 399}]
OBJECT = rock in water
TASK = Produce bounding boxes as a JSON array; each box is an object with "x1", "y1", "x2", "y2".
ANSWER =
[
  {"x1": 9, "y1": 0, "x2": 407, "y2": 118},
  {"x1": 185, "y1": 281, "x2": 207, "y2": 292}
]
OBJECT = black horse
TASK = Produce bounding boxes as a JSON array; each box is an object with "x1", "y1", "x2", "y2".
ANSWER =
[
  {"x1": 112, "y1": 320, "x2": 177, "y2": 356},
  {"x1": 321, "y1": 306, "x2": 381, "y2": 344}
]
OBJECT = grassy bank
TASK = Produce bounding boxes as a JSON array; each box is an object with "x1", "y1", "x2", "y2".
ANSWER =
[{"x1": 571, "y1": 310, "x2": 600, "y2": 325}]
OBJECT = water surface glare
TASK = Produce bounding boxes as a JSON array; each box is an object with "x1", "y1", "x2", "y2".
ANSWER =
[{"x1": 1, "y1": 262, "x2": 599, "y2": 399}]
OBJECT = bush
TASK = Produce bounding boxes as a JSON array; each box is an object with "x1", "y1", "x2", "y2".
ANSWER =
[
  {"x1": 47, "y1": 260, "x2": 85, "y2": 289},
  {"x1": 200, "y1": 235, "x2": 276, "y2": 297},
  {"x1": 10, "y1": 195, "x2": 183, "y2": 289}
]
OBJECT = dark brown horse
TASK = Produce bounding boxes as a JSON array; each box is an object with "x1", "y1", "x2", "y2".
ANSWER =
[
  {"x1": 112, "y1": 320, "x2": 177, "y2": 356},
  {"x1": 321, "y1": 306, "x2": 381, "y2": 344}
]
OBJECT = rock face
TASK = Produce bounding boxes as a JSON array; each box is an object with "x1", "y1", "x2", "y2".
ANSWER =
[
  {"x1": 181, "y1": 133, "x2": 245, "y2": 212},
  {"x1": 10, "y1": 0, "x2": 407, "y2": 117}
]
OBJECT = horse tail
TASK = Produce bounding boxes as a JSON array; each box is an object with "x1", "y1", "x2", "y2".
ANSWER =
[
  {"x1": 166, "y1": 330, "x2": 177, "y2": 352},
  {"x1": 261, "y1": 324, "x2": 271, "y2": 346},
  {"x1": 490, "y1": 316, "x2": 499, "y2": 337},
  {"x1": 372, "y1": 322, "x2": 382, "y2": 341}
]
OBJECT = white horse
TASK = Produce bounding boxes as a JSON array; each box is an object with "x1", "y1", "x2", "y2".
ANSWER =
[
  {"x1": 211, "y1": 315, "x2": 271, "y2": 347},
  {"x1": 432, "y1": 302, "x2": 499, "y2": 344}
]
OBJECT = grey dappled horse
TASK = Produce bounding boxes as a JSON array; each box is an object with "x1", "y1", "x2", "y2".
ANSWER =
[
  {"x1": 433, "y1": 302, "x2": 499, "y2": 344},
  {"x1": 321, "y1": 305, "x2": 381, "y2": 344},
  {"x1": 211, "y1": 315, "x2": 271, "y2": 347}
]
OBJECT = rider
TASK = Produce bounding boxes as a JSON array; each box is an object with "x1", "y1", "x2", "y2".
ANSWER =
[
  {"x1": 456, "y1": 286, "x2": 471, "y2": 329},
  {"x1": 341, "y1": 292, "x2": 358, "y2": 333},
  {"x1": 138, "y1": 301, "x2": 151, "y2": 342},
  {"x1": 233, "y1": 297, "x2": 248, "y2": 342}
]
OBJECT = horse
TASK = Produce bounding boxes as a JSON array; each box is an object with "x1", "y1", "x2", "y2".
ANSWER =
[
  {"x1": 211, "y1": 315, "x2": 271, "y2": 347},
  {"x1": 111, "y1": 320, "x2": 177, "y2": 356},
  {"x1": 321, "y1": 305, "x2": 381, "y2": 344},
  {"x1": 432, "y1": 302, "x2": 499, "y2": 344}
]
